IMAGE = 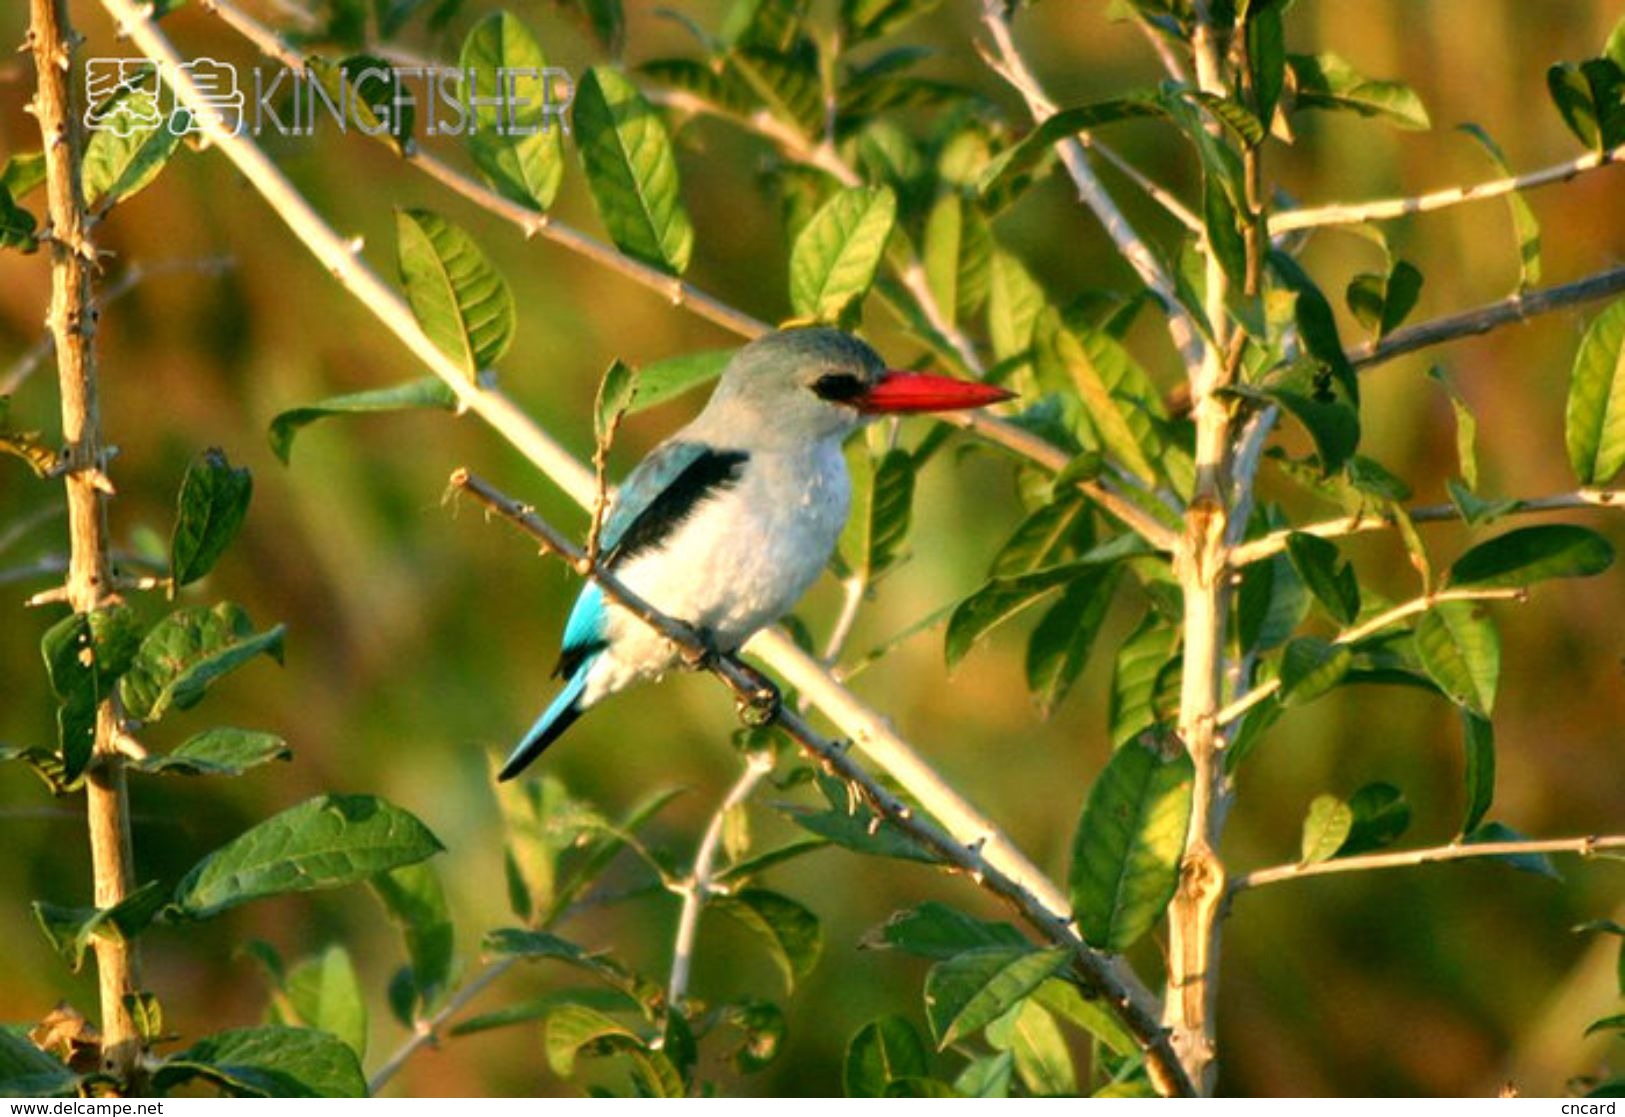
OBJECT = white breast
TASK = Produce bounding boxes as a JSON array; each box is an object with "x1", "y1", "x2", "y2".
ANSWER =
[{"x1": 581, "y1": 438, "x2": 850, "y2": 705}]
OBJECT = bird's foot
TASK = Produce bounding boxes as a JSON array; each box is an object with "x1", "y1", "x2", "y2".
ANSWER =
[
  {"x1": 731, "y1": 662, "x2": 781, "y2": 727},
  {"x1": 680, "y1": 626, "x2": 723, "y2": 672}
]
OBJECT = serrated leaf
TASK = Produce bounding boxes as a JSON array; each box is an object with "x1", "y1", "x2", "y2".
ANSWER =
[
  {"x1": 170, "y1": 447, "x2": 252, "y2": 588},
  {"x1": 1289, "y1": 52, "x2": 1430, "y2": 130},
  {"x1": 1070, "y1": 737, "x2": 1193, "y2": 951},
  {"x1": 173, "y1": 794, "x2": 443, "y2": 919},
  {"x1": 119, "y1": 602, "x2": 284, "y2": 722},
  {"x1": 630, "y1": 348, "x2": 733, "y2": 414},
  {"x1": 844, "y1": 1015, "x2": 928, "y2": 1097},
  {"x1": 1566, "y1": 298, "x2": 1625, "y2": 485},
  {"x1": 923, "y1": 946, "x2": 1067, "y2": 1049},
  {"x1": 1277, "y1": 637, "x2": 1352, "y2": 707},
  {"x1": 713, "y1": 888, "x2": 822, "y2": 992},
  {"x1": 777, "y1": 802, "x2": 937, "y2": 862},
  {"x1": 460, "y1": 13, "x2": 565, "y2": 211},
  {"x1": 789, "y1": 186, "x2": 897, "y2": 321},
  {"x1": 396, "y1": 208, "x2": 515, "y2": 382},
  {"x1": 82, "y1": 84, "x2": 184, "y2": 211},
  {"x1": 151, "y1": 1027, "x2": 365, "y2": 1098},
  {"x1": 574, "y1": 66, "x2": 694, "y2": 275},
  {"x1": 1447, "y1": 524, "x2": 1614, "y2": 589},
  {"x1": 133, "y1": 727, "x2": 291, "y2": 777},
  {"x1": 371, "y1": 862, "x2": 454, "y2": 1013},
  {"x1": 1415, "y1": 600, "x2": 1499, "y2": 715},
  {"x1": 269, "y1": 376, "x2": 456, "y2": 464},
  {"x1": 1460, "y1": 710, "x2": 1495, "y2": 837},
  {"x1": 1299, "y1": 794, "x2": 1353, "y2": 865},
  {"x1": 1285, "y1": 532, "x2": 1360, "y2": 625},
  {"x1": 281, "y1": 946, "x2": 367, "y2": 1059},
  {"x1": 864, "y1": 902, "x2": 1027, "y2": 961}
]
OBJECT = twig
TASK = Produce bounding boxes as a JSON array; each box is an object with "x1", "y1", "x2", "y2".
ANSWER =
[
  {"x1": 29, "y1": 0, "x2": 142, "y2": 1082},
  {"x1": 1272, "y1": 144, "x2": 1625, "y2": 232},
  {"x1": 1214, "y1": 587, "x2": 1526, "y2": 728},
  {"x1": 821, "y1": 576, "x2": 866, "y2": 667},
  {"x1": 449, "y1": 467, "x2": 1195, "y2": 1098},
  {"x1": 103, "y1": 0, "x2": 1109, "y2": 1031},
  {"x1": 367, "y1": 957, "x2": 517, "y2": 1095},
  {"x1": 1349, "y1": 265, "x2": 1625, "y2": 372},
  {"x1": 977, "y1": 0, "x2": 1206, "y2": 376},
  {"x1": 666, "y1": 751, "x2": 775, "y2": 1010},
  {"x1": 1231, "y1": 488, "x2": 1625, "y2": 568},
  {"x1": 1232, "y1": 834, "x2": 1625, "y2": 892}
]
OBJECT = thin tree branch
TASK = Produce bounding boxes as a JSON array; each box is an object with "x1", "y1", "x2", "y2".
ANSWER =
[
  {"x1": 1231, "y1": 488, "x2": 1625, "y2": 568},
  {"x1": 28, "y1": 0, "x2": 141, "y2": 1082},
  {"x1": 101, "y1": 0, "x2": 1127, "y2": 1032},
  {"x1": 1215, "y1": 587, "x2": 1526, "y2": 728},
  {"x1": 366, "y1": 956, "x2": 517, "y2": 1095},
  {"x1": 1349, "y1": 265, "x2": 1625, "y2": 372},
  {"x1": 449, "y1": 467, "x2": 1195, "y2": 1098},
  {"x1": 977, "y1": 0, "x2": 1206, "y2": 376},
  {"x1": 1272, "y1": 144, "x2": 1625, "y2": 232},
  {"x1": 1232, "y1": 834, "x2": 1625, "y2": 892},
  {"x1": 666, "y1": 750, "x2": 775, "y2": 1010}
]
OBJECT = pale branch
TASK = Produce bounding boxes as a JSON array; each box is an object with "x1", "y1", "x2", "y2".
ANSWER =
[
  {"x1": 28, "y1": 0, "x2": 143, "y2": 1084},
  {"x1": 1349, "y1": 264, "x2": 1625, "y2": 372},
  {"x1": 666, "y1": 750, "x2": 775, "y2": 1010},
  {"x1": 820, "y1": 576, "x2": 867, "y2": 666},
  {"x1": 449, "y1": 468, "x2": 1195, "y2": 1098},
  {"x1": 1231, "y1": 834, "x2": 1625, "y2": 893},
  {"x1": 1214, "y1": 587, "x2": 1526, "y2": 728},
  {"x1": 104, "y1": 0, "x2": 1108, "y2": 1013},
  {"x1": 977, "y1": 0, "x2": 1206, "y2": 377},
  {"x1": 366, "y1": 956, "x2": 518, "y2": 1095},
  {"x1": 1230, "y1": 488, "x2": 1625, "y2": 568},
  {"x1": 1272, "y1": 143, "x2": 1625, "y2": 232}
]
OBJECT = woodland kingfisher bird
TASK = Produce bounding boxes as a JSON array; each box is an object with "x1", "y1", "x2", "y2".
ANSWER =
[{"x1": 498, "y1": 327, "x2": 1013, "y2": 781}]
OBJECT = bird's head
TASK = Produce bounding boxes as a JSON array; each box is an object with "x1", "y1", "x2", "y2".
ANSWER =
[{"x1": 700, "y1": 327, "x2": 1014, "y2": 446}]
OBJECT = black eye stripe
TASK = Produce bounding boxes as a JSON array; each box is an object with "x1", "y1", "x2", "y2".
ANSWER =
[{"x1": 813, "y1": 372, "x2": 867, "y2": 402}]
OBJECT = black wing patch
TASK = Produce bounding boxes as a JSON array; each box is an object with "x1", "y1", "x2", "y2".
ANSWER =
[{"x1": 604, "y1": 448, "x2": 750, "y2": 569}]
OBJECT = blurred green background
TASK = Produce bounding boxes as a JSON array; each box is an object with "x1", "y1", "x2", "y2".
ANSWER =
[{"x1": 1, "y1": 0, "x2": 1622, "y2": 1097}]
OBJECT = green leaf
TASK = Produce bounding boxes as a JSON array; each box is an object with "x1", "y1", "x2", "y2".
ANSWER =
[
  {"x1": 1262, "y1": 387, "x2": 1360, "y2": 476},
  {"x1": 789, "y1": 186, "x2": 897, "y2": 322},
  {"x1": 305, "y1": 56, "x2": 415, "y2": 155},
  {"x1": 1546, "y1": 59, "x2": 1625, "y2": 151},
  {"x1": 1447, "y1": 524, "x2": 1614, "y2": 589},
  {"x1": 1285, "y1": 532, "x2": 1360, "y2": 625},
  {"x1": 1031, "y1": 976, "x2": 1137, "y2": 1057},
  {"x1": 371, "y1": 862, "x2": 454, "y2": 1013},
  {"x1": 1586, "y1": 1014, "x2": 1625, "y2": 1039},
  {"x1": 1413, "y1": 600, "x2": 1499, "y2": 714},
  {"x1": 573, "y1": 66, "x2": 694, "y2": 275},
  {"x1": 1458, "y1": 124, "x2": 1541, "y2": 289},
  {"x1": 839, "y1": 447, "x2": 914, "y2": 581},
  {"x1": 170, "y1": 447, "x2": 252, "y2": 588},
  {"x1": 41, "y1": 606, "x2": 141, "y2": 782},
  {"x1": 991, "y1": 493, "x2": 1092, "y2": 577},
  {"x1": 281, "y1": 946, "x2": 368, "y2": 1059},
  {"x1": 133, "y1": 727, "x2": 291, "y2": 776},
  {"x1": 395, "y1": 208, "x2": 516, "y2": 382},
  {"x1": 0, "y1": 151, "x2": 45, "y2": 199},
  {"x1": 31, "y1": 880, "x2": 166, "y2": 972},
  {"x1": 1034, "y1": 308, "x2": 1159, "y2": 484},
  {"x1": 594, "y1": 359, "x2": 637, "y2": 444},
  {"x1": 152, "y1": 1027, "x2": 366, "y2": 1097},
  {"x1": 731, "y1": 44, "x2": 823, "y2": 136},
  {"x1": 82, "y1": 83, "x2": 184, "y2": 211},
  {"x1": 483, "y1": 928, "x2": 662, "y2": 1007},
  {"x1": 1299, "y1": 794, "x2": 1354, "y2": 865},
  {"x1": 719, "y1": 999, "x2": 785, "y2": 1074},
  {"x1": 1565, "y1": 298, "x2": 1625, "y2": 485},
  {"x1": 1460, "y1": 710, "x2": 1495, "y2": 837},
  {"x1": 987, "y1": 249, "x2": 1047, "y2": 374},
  {"x1": 1464, "y1": 821, "x2": 1562, "y2": 879},
  {"x1": 460, "y1": 13, "x2": 565, "y2": 211},
  {"x1": 173, "y1": 794, "x2": 443, "y2": 919},
  {"x1": 840, "y1": 0, "x2": 942, "y2": 44},
  {"x1": 1346, "y1": 260, "x2": 1423, "y2": 340},
  {"x1": 863, "y1": 901, "x2": 1027, "y2": 960},
  {"x1": 1289, "y1": 52, "x2": 1431, "y2": 130},
  {"x1": 1026, "y1": 567, "x2": 1119, "y2": 718},
  {"x1": 630, "y1": 348, "x2": 734, "y2": 414},
  {"x1": 120, "y1": 602, "x2": 285, "y2": 723},
  {"x1": 976, "y1": 95, "x2": 1165, "y2": 199},
  {"x1": 544, "y1": 1005, "x2": 681, "y2": 1094},
  {"x1": 269, "y1": 376, "x2": 456, "y2": 464},
  {"x1": 0, "y1": 1031, "x2": 78, "y2": 1098},
  {"x1": 1070, "y1": 737, "x2": 1194, "y2": 951},
  {"x1": 713, "y1": 888, "x2": 822, "y2": 992},
  {"x1": 0, "y1": 397, "x2": 51, "y2": 472},
  {"x1": 778, "y1": 802, "x2": 936, "y2": 863},
  {"x1": 844, "y1": 1015, "x2": 928, "y2": 1097},
  {"x1": 1203, "y1": 176, "x2": 1248, "y2": 291},
  {"x1": 1108, "y1": 613, "x2": 1180, "y2": 748},
  {"x1": 1341, "y1": 782, "x2": 1411, "y2": 855},
  {"x1": 954, "y1": 1051, "x2": 1014, "y2": 1099},
  {"x1": 922, "y1": 193, "x2": 993, "y2": 325},
  {"x1": 985, "y1": 1000, "x2": 1075, "y2": 1097},
  {"x1": 923, "y1": 946, "x2": 1068, "y2": 1049},
  {"x1": 1277, "y1": 637, "x2": 1352, "y2": 707}
]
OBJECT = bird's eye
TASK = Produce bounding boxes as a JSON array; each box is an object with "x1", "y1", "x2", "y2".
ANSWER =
[{"x1": 812, "y1": 372, "x2": 866, "y2": 402}]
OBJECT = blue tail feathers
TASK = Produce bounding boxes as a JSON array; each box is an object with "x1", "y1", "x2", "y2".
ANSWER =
[{"x1": 499, "y1": 661, "x2": 593, "y2": 781}]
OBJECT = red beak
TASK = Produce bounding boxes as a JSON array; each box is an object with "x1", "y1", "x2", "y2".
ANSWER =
[{"x1": 855, "y1": 370, "x2": 1016, "y2": 414}]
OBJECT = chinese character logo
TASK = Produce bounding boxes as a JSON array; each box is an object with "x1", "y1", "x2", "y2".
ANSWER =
[
  {"x1": 172, "y1": 58, "x2": 244, "y2": 136},
  {"x1": 83, "y1": 59, "x2": 162, "y2": 136}
]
